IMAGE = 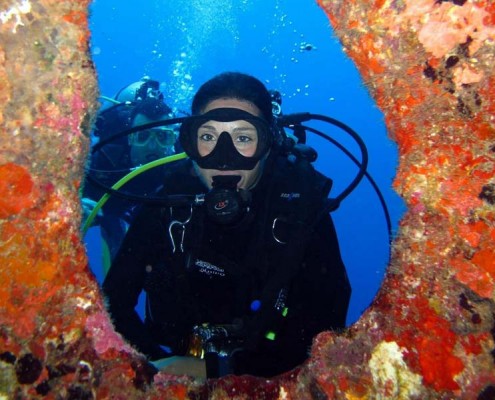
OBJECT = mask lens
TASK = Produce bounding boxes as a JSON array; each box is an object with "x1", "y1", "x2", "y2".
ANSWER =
[
  {"x1": 197, "y1": 120, "x2": 258, "y2": 157},
  {"x1": 179, "y1": 108, "x2": 272, "y2": 171},
  {"x1": 135, "y1": 130, "x2": 151, "y2": 145},
  {"x1": 154, "y1": 128, "x2": 176, "y2": 146},
  {"x1": 132, "y1": 128, "x2": 176, "y2": 147}
]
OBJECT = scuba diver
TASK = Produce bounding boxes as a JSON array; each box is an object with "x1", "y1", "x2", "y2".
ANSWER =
[
  {"x1": 82, "y1": 77, "x2": 178, "y2": 263},
  {"x1": 101, "y1": 72, "x2": 352, "y2": 380}
]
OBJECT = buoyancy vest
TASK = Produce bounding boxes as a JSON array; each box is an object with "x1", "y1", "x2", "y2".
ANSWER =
[
  {"x1": 143, "y1": 154, "x2": 333, "y2": 353},
  {"x1": 240, "y1": 155, "x2": 333, "y2": 350}
]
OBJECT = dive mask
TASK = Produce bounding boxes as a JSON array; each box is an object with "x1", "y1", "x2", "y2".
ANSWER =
[
  {"x1": 129, "y1": 127, "x2": 176, "y2": 147},
  {"x1": 179, "y1": 108, "x2": 272, "y2": 170}
]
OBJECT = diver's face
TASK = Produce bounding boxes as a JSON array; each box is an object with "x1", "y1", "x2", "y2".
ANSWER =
[
  {"x1": 129, "y1": 114, "x2": 176, "y2": 166},
  {"x1": 194, "y1": 98, "x2": 266, "y2": 190}
]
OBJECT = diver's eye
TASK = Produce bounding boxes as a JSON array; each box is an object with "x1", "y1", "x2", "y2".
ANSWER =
[
  {"x1": 236, "y1": 135, "x2": 253, "y2": 143},
  {"x1": 231, "y1": 124, "x2": 258, "y2": 145},
  {"x1": 199, "y1": 133, "x2": 216, "y2": 142}
]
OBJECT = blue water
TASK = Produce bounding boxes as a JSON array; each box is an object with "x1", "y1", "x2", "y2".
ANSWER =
[{"x1": 87, "y1": 0, "x2": 405, "y2": 325}]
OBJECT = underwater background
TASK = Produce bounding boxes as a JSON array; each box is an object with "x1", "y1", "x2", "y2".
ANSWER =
[{"x1": 86, "y1": 0, "x2": 406, "y2": 325}]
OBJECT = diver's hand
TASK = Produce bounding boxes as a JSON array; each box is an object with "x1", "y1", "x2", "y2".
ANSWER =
[{"x1": 151, "y1": 356, "x2": 206, "y2": 381}]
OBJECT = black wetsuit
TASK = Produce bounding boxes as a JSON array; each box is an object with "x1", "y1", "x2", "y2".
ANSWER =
[{"x1": 103, "y1": 156, "x2": 351, "y2": 377}]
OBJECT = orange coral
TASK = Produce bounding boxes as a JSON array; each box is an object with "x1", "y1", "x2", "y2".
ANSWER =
[
  {"x1": 0, "y1": 163, "x2": 39, "y2": 218},
  {"x1": 452, "y1": 256, "x2": 494, "y2": 299}
]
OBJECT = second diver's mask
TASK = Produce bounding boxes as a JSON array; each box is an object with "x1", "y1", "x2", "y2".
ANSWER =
[
  {"x1": 129, "y1": 127, "x2": 176, "y2": 147},
  {"x1": 179, "y1": 108, "x2": 272, "y2": 171}
]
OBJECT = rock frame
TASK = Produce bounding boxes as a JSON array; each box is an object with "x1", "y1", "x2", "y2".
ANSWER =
[{"x1": 0, "y1": 0, "x2": 494, "y2": 398}]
